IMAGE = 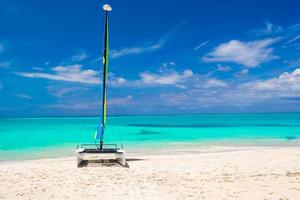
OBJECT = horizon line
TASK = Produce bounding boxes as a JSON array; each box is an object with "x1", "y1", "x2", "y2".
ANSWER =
[{"x1": 1, "y1": 111, "x2": 300, "y2": 119}]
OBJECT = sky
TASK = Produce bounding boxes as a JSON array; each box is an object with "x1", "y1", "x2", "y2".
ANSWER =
[{"x1": 0, "y1": 0, "x2": 300, "y2": 117}]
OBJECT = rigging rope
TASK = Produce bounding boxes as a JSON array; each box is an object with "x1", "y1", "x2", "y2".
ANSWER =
[
  {"x1": 77, "y1": 85, "x2": 101, "y2": 147},
  {"x1": 107, "y1": 77, "x2": 124, "y2": 148}
]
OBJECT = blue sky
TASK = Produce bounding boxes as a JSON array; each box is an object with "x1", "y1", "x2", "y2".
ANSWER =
[{"x1": 0, "y1": 0, "x2": 300, "y2": 117}]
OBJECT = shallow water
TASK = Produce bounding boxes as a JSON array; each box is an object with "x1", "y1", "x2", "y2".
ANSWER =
[{"x1": 1, "y1": 113, "x2": 300, "y2": 160}]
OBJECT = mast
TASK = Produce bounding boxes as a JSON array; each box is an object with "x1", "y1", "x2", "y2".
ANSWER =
[{"x1": 100, "y1": 4, "x2": 112, "y2": 149}]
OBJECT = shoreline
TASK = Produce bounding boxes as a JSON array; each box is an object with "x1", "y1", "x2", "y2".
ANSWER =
[
  {"x1": 1, "y1": 139, "x2": 300, "y2": 162},
  {"x1": 0, "y1": 145, "x2": 296, "y2": 164}
]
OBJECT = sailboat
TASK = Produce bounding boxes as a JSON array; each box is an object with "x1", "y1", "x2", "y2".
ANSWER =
[{"x1": 76, "y1": 4, "x2": 126, "y2": 167}]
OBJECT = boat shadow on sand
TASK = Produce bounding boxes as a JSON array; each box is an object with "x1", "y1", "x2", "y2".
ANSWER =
[{"x1": 77, "y1": 158, "x2": 146, "y2": 168}]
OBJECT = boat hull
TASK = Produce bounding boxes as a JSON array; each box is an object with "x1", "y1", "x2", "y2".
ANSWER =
[{"x1": 76, "y1": 148, "x2": 126, "y2": 167}]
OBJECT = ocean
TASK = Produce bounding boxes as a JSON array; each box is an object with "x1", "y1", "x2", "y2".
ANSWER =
[{"x1": 1, "y1": 113, "x2": 300, "y2": 161}]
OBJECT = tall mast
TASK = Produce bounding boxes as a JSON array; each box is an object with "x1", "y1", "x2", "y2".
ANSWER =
[{"x1": 100, "y1": 4, "x2": 112, "y2": 149}]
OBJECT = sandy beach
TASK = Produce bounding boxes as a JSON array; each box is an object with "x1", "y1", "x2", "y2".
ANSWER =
[{"x1": 0, "y1": 147, "x2": 300, "y2": 200}]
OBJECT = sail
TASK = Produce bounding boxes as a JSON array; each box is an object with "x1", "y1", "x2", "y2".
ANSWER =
[
  {"x1": 102, "y1": 11, "x2": 109, "y2": 128},
  {"x1": 95, "y1": 9, "x2": 110, "y2": 142}
]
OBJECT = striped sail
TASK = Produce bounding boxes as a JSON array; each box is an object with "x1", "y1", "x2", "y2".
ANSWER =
[{"x1": 102, "y1": 11, "x2": 109, "y2": 128}]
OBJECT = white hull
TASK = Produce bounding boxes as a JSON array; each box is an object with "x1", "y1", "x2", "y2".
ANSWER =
[{"x1": 76, "y1": 149, "x2": 126, "y2": 167}]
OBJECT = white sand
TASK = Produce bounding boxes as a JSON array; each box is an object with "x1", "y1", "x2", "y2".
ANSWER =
[{"x1": 0, "y1": 147, "x2": 300, "y2": 200}]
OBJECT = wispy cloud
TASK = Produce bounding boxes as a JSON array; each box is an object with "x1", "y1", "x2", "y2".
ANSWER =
[
  {"x1": 47, "y1": 86, "x2": 81, "y2": 98},
  {"x1": 14, "y1": 94, "x2": 33, "y2": 99},
  {"x1": 0, "y1": 43, "x2": 3, "y2": 53},
  {"x1": 46, "y1": 101, "x2": 99, "y2": 111},
  {"x1": 32, "y1": 67, "x2": 44, "y2": 71},
  {"x1": 240, "y1": 68, "x2": 249, "y2": 75},
  {"x1": 203, "y1": 38, "x2": 279, "y2": 67},
  {"x1": 216, "y1": 64, "x2": 231, "y2": 72},
  {"x1": 203, "y1": 79, "x2": 228, "y2": 88},
  {"x1": 286, "y1": 58, "x2": 300, "y2": 68},
  {"x1": 282, "y1": 23, "x2": 300, "y2": 45},
  {"x1": 16, "y1": 64, "x2": 100, "y2": 84},
  {"x1": 158, "y1": 68, "x2": 300, "y2": 110},
  {"x1": 0, "y1": 62, "x2": 10, "y2": 68},
  {"x1": 161, "y1": 61, "x2": 176, "y2": 68},
  {"x1": 249, "y1": 20, "x2": 282, "y2": 36},
  {"x1": 138, "y1": 69, "x2": 194, "y2": 88},
  {"x1": 70, "y1": 51, "x2": 89, "y2": 62},
  {"x1": 111, "y1": 39, "x2": 166, "y2": 58},
  {"x1": 249, "y1": 21, "x2": 300, "y2": 47},
  {"x1": 108, "y1": 66, "x2": 231, "y2": 91},
  {"x1": 108, "y1": 73, "x2": 127, "y2": 86},
  {"x1": 245, "y1": 68, "x2": 300, "y2": 93},
  {"x1": 111, "y1": 20, "x2": 186, "y2": 58},
  {"x1": 59, "y1": 51, "x2": 89, "y2": 65},
  {"x1": 194, "y1": 41, "x2": 209, "y2": 51},
  {"x1": 107, "y1": 95, "x2": 133, "y2": 106},
  {"x1": 286, "y1": 34, "x2": 300, "y2": 44},
  {"x1": 46, "y1": 94, "x2": 133, "y2": 112},
  {"x1": 39, "y1": 67, "x2": 300, "y2": 112}
]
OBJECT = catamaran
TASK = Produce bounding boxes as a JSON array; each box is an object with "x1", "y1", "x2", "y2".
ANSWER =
[{"x1": 76, "y1": 4, "x2": 126, "y2": 167}]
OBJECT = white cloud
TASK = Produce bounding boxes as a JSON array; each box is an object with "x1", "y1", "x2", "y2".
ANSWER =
[
  {"x1": 216, "y1": 65, "x2": 231, "y2": 72},
  {"x1": 111, "y1": 39, "x2": 166, "y2": 58},
  {"x1": 60, "y1": 51, "x2": 89, "y2": 64},
  {"x1": 254, "y1": 22, "x2": 300, "y2": 46},
  {"x1": 16, "y1": 64, "x2": 100, "y2": 84},
  {"x1": 249, "y1": 22, "x2": 299, "y2": 48},
  {"x1": 159, "y1": 92, "x2": 189, "y2": 106},
  {"x1": 47, "y1": 86, "x2": 81, "y2": 98},
  {"x1": 246, "y1": 68, "x2": 300, "y2": 93},
  {"x1": 162, "y1": 61, "x2": 176, "y2": 68},
  {"x1": 108, "y1": 73, "x2": 127, "y2": 86},
  {"x1": 203, "y1": 79, "x2": 228, "y2": 88},
  {"x1": 247, "y1": 21, "x2": 299, "y2": 48},
  {"x1": 222, "y1": 68, "x2": 300, "y2": 104},
  {"x1": 110, "y1": 20, "x2": 185, "y2": 59},
  {"x1": 46, "y1": 101, "x2": 99, "y2": 111},
  {"x1": 32, "y1": 67, "x2": 44, "y2": 71},
  {"x1": 108, "y1": 67, "x2": 231, "y2": 91},
  {"x1": 112, "y1": 77, "x2": 126, "y2": 84},
  {"x1": 286, "y1": 34, "x2": 300, "y2": 44},
  {"x1": 107, "y1": 95, "x2": 133, "y2": 106},
  {"x1": 194, "y1": 41, "x2": 209, "y2": 51},
  {"x1": 155, "y1": 67, "x2": 300, "y2": 110},
  {"x1": 138, "y1": 69, "x2": 194, "y2": 87},
  {"x1": 250, "y1": 21, "x2": 282, "y2": 35},
  {"x1": 71, "y1": 51, "x2": 89, "y2": 62},
  {"x1": 159, "y1": 90, "x2": 233, "y2": 109},
  {"x1": 203, "y1": 38, "x2": 279, "y2": 67},
  {"x1": 183, "y1": 69, "x2": 194, "y2": 77},
  {"x1": 240, "y1": 68, "x2": 249, "y2": 75},
  {"x1": 264, "y1": 21, "x2": 282, "y2": 34},
  {"x1": 46, "y1": 94, "x2": 133, "y2": 112},
  {"x1": 14, "y1": 94, "x2": 33, "y2": 99},
  {"x1": 0, "y1": 62, "x2": 10, "y2": 68}
]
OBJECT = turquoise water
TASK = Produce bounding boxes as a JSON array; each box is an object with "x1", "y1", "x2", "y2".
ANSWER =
[{"x1": 1, "y1": 113, "x2": 300, "y2": 160}]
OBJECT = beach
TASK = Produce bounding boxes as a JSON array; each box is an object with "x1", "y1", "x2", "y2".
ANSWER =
[
  {"x1": 1, "y1": 0, "x2": 299, "y2": 199},
  {"x1": 1, "y1": 147, "x2": 300, "y2": 200}
]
